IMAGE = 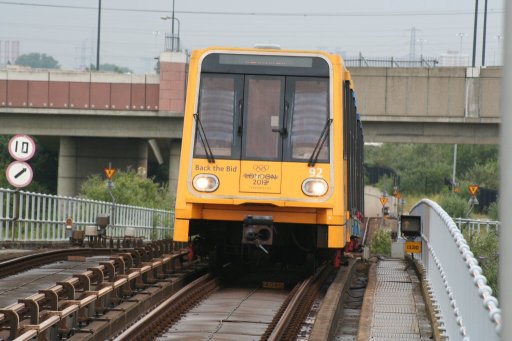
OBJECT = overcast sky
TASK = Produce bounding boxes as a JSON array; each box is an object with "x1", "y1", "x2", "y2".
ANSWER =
[{"x1": 0, "y1": 0, "x2": 505, "y2": 73}]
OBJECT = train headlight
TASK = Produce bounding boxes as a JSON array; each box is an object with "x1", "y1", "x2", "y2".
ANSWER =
[
  {"x1": 193, "y1": 174, "x2": 219, "y2": 192},
  {"x1": 302, "y1": 178, "x2": 328, "y2": 196}
]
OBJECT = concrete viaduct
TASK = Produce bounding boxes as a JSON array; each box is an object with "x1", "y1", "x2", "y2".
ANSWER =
[{"x1": 0, "y1": 52, "x2": 501, "y2": 198}]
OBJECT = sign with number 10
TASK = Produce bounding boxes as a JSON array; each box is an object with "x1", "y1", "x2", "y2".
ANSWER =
[{"x1": 8, "y1": 135, "x2": 36, "y2": 161}]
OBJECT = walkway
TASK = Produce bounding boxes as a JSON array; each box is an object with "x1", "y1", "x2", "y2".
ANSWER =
[{"x1": 359, "y1": 259, "x2": 433, "y2": 340}]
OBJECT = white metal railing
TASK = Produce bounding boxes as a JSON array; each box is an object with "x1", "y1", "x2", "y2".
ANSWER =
[
  {"x1": 0, "y1": 188, "x2": 174, "y2": 242},
  {"x1": 453, "y1": 217, "x2": 500, "y2": 234},
  {"x1": 411, "y1": 199, "x2": 501, "y2": 340}
]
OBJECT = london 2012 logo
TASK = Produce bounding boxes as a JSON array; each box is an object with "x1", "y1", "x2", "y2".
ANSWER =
[{"x1": 253, "y1": 164, "x2": 269, "y2": 172}]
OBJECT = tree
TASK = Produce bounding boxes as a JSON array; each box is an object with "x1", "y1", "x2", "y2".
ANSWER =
[
  {"x1": 462, "y1": 160, "x2": 499, "y2": 189},
  {"x1": 80, "y1": 170, "x2": 171, "y2": 209},
  {"x1": 15, "y1": 53, "x2": 60, "y2": 69},
  {"x1": 364, "y1": 143, "x2": 499, "y2": 195},
  {"x1": 87, "y1": 63, "x2": 133, "y2": 74},
  {"x1": 438, "y1": 192, "x2": 468, "y2": 218}
]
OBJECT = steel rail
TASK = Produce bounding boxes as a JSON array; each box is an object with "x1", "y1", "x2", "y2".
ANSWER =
[
  {"x1": 0, "y1": 241, "x2": 195, "y2": 340},
  {"x1": 264, "y1": 264, "x2": 333, "y2": 341},
  {"x1": 0, "y1": 248, "x2": 112, "y2": 279},
  {"x1": 115, "y1": 273, "x2": 217, "y2": 340}
]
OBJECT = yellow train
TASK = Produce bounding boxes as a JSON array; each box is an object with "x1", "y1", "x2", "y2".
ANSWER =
[{"x1": 173, "y1": 47, "x2": 364, "y2": 270}]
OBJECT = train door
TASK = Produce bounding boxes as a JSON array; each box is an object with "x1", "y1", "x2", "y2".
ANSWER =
[{"x1": 239, "y1": 76, "x2": 285, "y2": 194}]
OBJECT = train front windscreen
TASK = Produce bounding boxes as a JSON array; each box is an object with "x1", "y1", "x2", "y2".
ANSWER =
[{"x1": 194, "y1": 53, "x2": 331, "y2": 164}]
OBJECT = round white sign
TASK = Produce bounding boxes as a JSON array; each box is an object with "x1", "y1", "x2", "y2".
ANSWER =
[
  {"x1": 6, "y1": 161, "x2": 33, "y2": 188},
  {"x1": 8, "y1": 134, "x2": 36, "y2": 161}
]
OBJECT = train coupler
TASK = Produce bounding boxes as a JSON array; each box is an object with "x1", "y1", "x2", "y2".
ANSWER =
[{"x1": 242, "y1": 215, "x2": 274, "y2": 247}]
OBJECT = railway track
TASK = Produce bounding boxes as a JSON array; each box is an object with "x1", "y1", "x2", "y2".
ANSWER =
[
  {"x1": 0, "y1": 240, "x2": 434, "y2": 340},
  {"x1": 0, "y1": 241, "x2": 208, "y2": 340},
  {"x1": 0, "y1": 248, "x2": 115, "y2": 279},
  {"x1": 115, "y1": 264, "x2": 335, "y2": 340}
]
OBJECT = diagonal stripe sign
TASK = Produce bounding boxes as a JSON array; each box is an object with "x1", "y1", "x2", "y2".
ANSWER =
[
  {"x1": 468, "y1": 184, "x2": 480, "y2": 196},
  {"x1": 104, "y1": 167, "x2": 116, "y2": 180}
]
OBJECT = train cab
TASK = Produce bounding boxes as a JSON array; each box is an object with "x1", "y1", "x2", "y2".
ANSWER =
[{"x1": 172, "y1": 47, "x2": 364, "y2": 269}]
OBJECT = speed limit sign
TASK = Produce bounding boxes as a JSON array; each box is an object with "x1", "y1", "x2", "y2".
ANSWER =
[{"x1": 8, "y1": 135, "x2": 36, "y2": 161}]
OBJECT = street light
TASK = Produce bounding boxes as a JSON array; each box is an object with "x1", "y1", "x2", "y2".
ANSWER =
[
  {"x1": 456, "y1": 32, "x2": 466, "y2": 54},
  {"x1": 472, "y1": 0, "x2": 478, "y2": 67},
  {"x1": 494, "y1": 34, "x2": 503, "y2": 65},
  {"x1": 482, "y1": 0, "x2": 488, "y2": 66},
  {"x1": 152, "y1": 30, "x2": 161, "y2": 55},
  {"x1": 161, "y1": 0, "x2": 181, "y2": 52},
  {"x1": 96, "y1": 0, "x2": 102, "y2": 71},
  {"x1": 161, "y1": 16, "x2": 181, "y2": 52}
]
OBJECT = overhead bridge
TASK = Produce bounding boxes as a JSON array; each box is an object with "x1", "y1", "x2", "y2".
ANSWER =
[
  {"x1": 0, "y1": 52, "x2": 501, "y2": 197},
  {"x1": 0, "y1": 54, "x2": 500, "y2": 144}
]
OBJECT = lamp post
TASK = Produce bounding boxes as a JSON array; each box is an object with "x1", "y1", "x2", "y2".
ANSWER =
[
  {"x1": 96, "y1": 0, "x2": 102, "y2": 71},
  {"x1": 152, "y1": 30, "x2": 161, "y2": 55},
  {"x1": 495, "y1": 34, "x2": 503, "y2": 65},
  {"x1": 161, "y1": 16, "x2": 181, "y2": 52},
  {"x1": 472, "y1": 0, "x2": 479, "y2": 67},
  {"x1": 482, "y1": 0, "x2": 488, "y2": 66},
  {"x1": 457, "y1": 32, "x2": 466, "y2": 54},
  {"x1": 161, "y1": 0, "x2": 181, "y2": 52}
]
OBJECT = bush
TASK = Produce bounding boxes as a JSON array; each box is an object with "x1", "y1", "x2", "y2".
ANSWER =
[
  {"x1": 487, "y1": 201, "x2": 499, "y2": 221},
  {"x1": 80, "y1": 170, "x2": 172, "y2": 210},
  {"x1": 371, "y1": 228, "x2": 392, "y2": 256},
  {"x1": 438, "y1": 193, "x2": 467, "y2": 218},
  {"x1": 463, "y1": 230, "x2": 499, "y2": 298}
]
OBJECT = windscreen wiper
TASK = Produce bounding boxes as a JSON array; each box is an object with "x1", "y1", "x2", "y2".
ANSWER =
[
  {"x1": 307, "y1": 119, "x2": 333, "y2": 167},
  {"x1": 194, "y1": 113, "x2": 215, "y2": 163}
]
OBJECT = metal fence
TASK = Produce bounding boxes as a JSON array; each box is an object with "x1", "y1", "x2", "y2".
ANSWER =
[
  {"x1": 411, "y1": 199, "x2": 501, "y2": 340},
  {"x1": 345, "y1": 53, "x2": 439, "y2": 68},
  {"x1": 453, "y1": 217, "x2": 500, "y2": 234},
  {"x1": 0, "y1": 188, "x2": 174, "y2": 242}
]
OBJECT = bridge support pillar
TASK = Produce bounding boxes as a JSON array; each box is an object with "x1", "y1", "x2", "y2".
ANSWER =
[
  {"x1": 168, "y1": 139, "x2": 181, "y2": 203},
  {"x1": 159, "y1": 51, "x2": 187, "y2": 113},
  {"x1": 57, "y1": 137, "x2": 78, "y2": 197},
  {"x1": 57, "y1": 137, "x2": 149, "y2": 197}
]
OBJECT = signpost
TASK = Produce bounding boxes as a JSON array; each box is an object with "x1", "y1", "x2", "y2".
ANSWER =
[
  {"x1": 104, "y1": 163, "x2": 116, "y2": 227},
  {"x1": 6, "y1": 134, "x2": 36, "y2": 241},
  {"x1": 6, "y1": 161, "x2": 33, "y2": 188},
  {"x1": 8, "y1": 134, "x2": 36, "y2": 161},
  {"x1": 104, "y1": 167, "x2": 116, "y2": 180},
  {"x1": 468, "y1": 184, "x2": 480, "y2": 196},
  {"x1": 405, "y1": 241, "x2": 422, "y2": 254},
  {"x1": 6, "y1": 135, "x2": 36, "y2": 189},
  {"x1": 379, "y1": 197, "x2": 388, "y2": 206},
  {"x1": 468, "y1": 184, "x2": 480, "y2": 208}
]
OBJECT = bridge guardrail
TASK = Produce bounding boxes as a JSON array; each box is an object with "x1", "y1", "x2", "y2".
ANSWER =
[
  {"x1": 453, "y1": 217, "x2": 500, "y2": 234},
  {"x1": 411, "y1": 199, "x2": 501, "y2": 340},
  {"x1": 0, "y1": 188, "x2": 174, "y2": 242}
]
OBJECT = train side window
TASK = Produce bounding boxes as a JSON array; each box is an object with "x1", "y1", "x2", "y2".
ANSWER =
[
  {"x1": 288, "y1": 78, "x2": 329, "y2": 161},
  {"x1": 194, "y1": 75, "x2": 239, "y2": 158}
]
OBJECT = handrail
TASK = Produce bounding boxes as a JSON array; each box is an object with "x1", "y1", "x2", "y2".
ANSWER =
[
  {"x1": 411, "y1": 199, "x2": 501, "y2": 340},
  {"x1": 452, "y1": 217, "x2": 500, "y2": 234},
  {"x1": 0, "y1": 187, "x2": 174, "y2": 242}
]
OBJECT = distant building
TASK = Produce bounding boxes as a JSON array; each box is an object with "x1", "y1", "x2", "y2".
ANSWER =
[
  {"x1": 438, "y1": 50, "x2": 470, "y2": 67},
  {"x1": 0, "y1": 40, "x2": 20, "y2": 66}
]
